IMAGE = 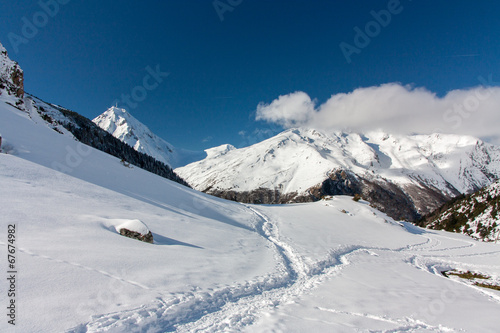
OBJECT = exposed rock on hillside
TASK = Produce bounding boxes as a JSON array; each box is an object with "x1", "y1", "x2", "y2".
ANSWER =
[{"x1": 417, "y1": 180, "x2": 500, "y2": 241}]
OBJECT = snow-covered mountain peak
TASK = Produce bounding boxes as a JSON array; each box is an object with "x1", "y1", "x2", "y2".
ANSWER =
[
  {"x1": 92, "y1": 106, "x2": 206, "y2": 168},
  {"x1": 205, "y1": 144, "x2": 236, "y2": 159},
  {"x1": 93, "y1": 106, "x2": 205, "y2": 168},
  {"x1": 94, "y1": 106, "x2": 144, "y2": 136},
  {"x1": 93, "y1": 106, "x2": 178, "y2": 167},
  {"x1": 277, "y1": 127, "x2": 333, "y2": 142}
]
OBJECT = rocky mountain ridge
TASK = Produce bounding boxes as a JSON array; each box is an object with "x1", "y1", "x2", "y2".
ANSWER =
[{"x1": 0, "y1": 42, "x2": 24, "y2": 107}]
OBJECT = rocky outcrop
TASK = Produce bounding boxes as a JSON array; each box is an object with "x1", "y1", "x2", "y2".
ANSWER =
[
  {"x1": 119, "y1": 228, "x2": 154, "y2": 244},
  {"x1": 113, "y1": 219, "x2": 154, "y2": 244},
  {"x1": 306, "y1": 170, "x2": 419, "y2": 221},
  {"x1": 0, "y1": 42, "x2": 24, "y2": 100},
  {"x1": 207, "y1": 187, "x2": 304, "y2": 205},
  {"x1": 203, "y1": 169, "x2": 454, "y2": 222}
]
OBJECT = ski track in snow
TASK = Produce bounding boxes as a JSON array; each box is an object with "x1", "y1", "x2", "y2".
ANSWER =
[
  {"x1": 315, "y1": 307, "x2": 455, "y2": 332},
  {"x1": 0, "y1": 242, "x2": 151, "y2": 290},
  {"x1": 67, "y1": 205, "x2": 500, "y2": 333}
]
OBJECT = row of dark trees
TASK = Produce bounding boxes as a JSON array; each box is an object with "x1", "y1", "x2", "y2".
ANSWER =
[{"x1": 44, "y1": 102, "x2": 190, "y2": 187}]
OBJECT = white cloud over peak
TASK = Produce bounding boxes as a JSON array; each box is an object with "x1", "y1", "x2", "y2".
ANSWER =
[
  {"x1": 255, "y1": 83, "x2": 500, "y2": 143},
  {"x1": 256, "y1": 91, "x2": 316, "y2": 128}
]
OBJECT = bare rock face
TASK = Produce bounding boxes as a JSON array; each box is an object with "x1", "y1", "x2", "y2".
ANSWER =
[
  {"x1": 0, "y1": 42, "x2": 24, "y2": 99},
  {"x1": 10, "y1": 67, "x2": 24, "y2": 98},
  {"x1": 203, "y1": 169, "x2": 453, "y2": 222},
  {"x1": 119, "y1": 228, "x2": 154, "y2": 244}
]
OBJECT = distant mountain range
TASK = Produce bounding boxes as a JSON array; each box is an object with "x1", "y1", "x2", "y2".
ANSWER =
[{"x1": 175, "y1": 128, "x2": 500, "y2": 222}]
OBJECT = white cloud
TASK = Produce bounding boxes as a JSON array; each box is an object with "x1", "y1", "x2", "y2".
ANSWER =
[
  {"x1": 256, "y1": 91, "x2": 316, "y2": 128},
  {"x1": 255, "y1": 83, "x2": 500, "y2": 143}
]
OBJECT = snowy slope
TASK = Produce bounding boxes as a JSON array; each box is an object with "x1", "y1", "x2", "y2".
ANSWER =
[
  {"x1": 93, "y1": 107, "x2": 204, "y2": 168},
  {"x1": 176, "y1": 128, "x2": 500, "y2": 219},
  {"x1": 0, "y1": 98, "x2": 276, "y2": 332}
]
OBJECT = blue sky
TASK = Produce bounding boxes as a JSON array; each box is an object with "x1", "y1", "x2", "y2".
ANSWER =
[{"x1": 1, "y1": 1, "x2": 500, "y2": 150}]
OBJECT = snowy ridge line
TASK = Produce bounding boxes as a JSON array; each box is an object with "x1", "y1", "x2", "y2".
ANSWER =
[
  {"x1": 176, "y1": 127, "x2": 500, "y2": 224},
  {"x1": 92, "y1": 106, "x2": 206, "y2": 169},
  {"x1": 92, "y1": 106, "x2": 176, "y2": 167},
  {"x1": 0, "y1": 241, "x2": 151, "y2": 290}
]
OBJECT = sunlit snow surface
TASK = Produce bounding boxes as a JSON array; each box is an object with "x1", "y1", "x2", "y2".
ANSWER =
[{"x1": 1, "y1": 100, "x2": 500, "y2": 332}]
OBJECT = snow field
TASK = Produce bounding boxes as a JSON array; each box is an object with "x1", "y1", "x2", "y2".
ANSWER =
[
  {"x1": 248, "y1": 201, "x2": 500, "y2": 332},
  {"x1": 0, "y1": 155, "x2": 277, "y2": 332}
]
